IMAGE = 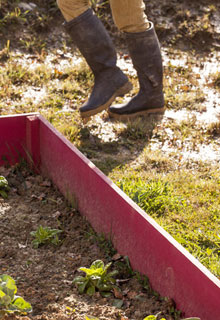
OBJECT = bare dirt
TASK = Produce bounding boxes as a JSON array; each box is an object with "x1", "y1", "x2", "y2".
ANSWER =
[{"x1": 0, "y1": 164, "x2": 180, "y2": 320}]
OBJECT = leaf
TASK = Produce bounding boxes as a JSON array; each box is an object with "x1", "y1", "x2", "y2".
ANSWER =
[
  {"x1": 0, "y1": 290, "x2": 11, "y2": 306},
  {"x1": 11, "y1": 296, "x2": 32, "y2": 312},
  {"x1": 113, "y1": 287, "x2": 123, "y2": 299},
  {"x1": 143, "y1": 316, "x2": 156, "y2": 320},
  {"x1": 103, "y1": 262, "x2": 112, "y2": 272},
  {"x1": 96, "y1": 282, "x2": 112, "y2": 292},
  {"x1": 100, "y1": 291, "x2": 112, "y2": 298},
  {"x1": 78, "y1": 281, "x2": 88, "y2": 294},
  {"x1": 86, "y1": 285, "x2": 95, "y2": 296},
  {"x1": 0, "y1": 177, "x2": 10, "y2": 198},
  {"x1": 90, "y1": 275, "x2": 101, "y2": 281},
  {"x1": 0, "y1": 275, "x2": 17, "y2": 300},
  {"x1": 72, "y1": 276, "x2": 85, "y2": 284},
  {"x1": 107, "y1": 270, "x2": 118, "y2": 278},
  {"x1": 0, "y1": 190, "x2": 8, "y2": 199},
  {"x1": 0, "y1": 290, "x2": 5, "y2": 298},
  {"x1": 0, "y1": 176, "x2": 9, "y2": 190},
  {"x1": 0, "y1": 275, "x2": 15, "y2": 285},
  {"x1": 90, "y1": 260, "x2": 104, "y2": 270},
  {"x1": 112, "y1": 299, "x2": 124, "y2": 308},
  {"x1": 79, "y1": 267, "x2": 102, "y2": 276}
]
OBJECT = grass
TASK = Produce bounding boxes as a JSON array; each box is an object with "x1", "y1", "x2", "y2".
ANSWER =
[
  {"x1": 112, "y1": 168, "x2": 220, "y2": 277},
  {"x1": 1, "y1": 0, "x2": 220, "y2": 280}
]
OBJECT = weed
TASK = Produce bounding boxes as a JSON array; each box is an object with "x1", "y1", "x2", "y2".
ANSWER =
[
  {"x1": 0, "y1": 176, "x2": 10, "y2": 199},
  {"x1": 29, "y1": 11, "x2": 52, "y2": 32},
  {"x1": 73, "y1": 260, "x2": 118, "y2": 296},
  {"x1": 0, "y1": 274, "x2": 32, "y2": 318},
  {"x1": 20, "y1": 36, "x2": 46, "y2": 54},
  {"x1": 30, "y1": 225, "x2": 63, "y2": 248},
  {"x1": 0, "y1": 7, "x2": 27, "y2": 29}
]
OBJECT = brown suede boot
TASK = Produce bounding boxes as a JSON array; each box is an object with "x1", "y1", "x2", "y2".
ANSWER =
[
  {"x1": 64, "y1": 9, "x2": 132, "y2": 119},
  {"x1": 108, "y1": 22, "x2": 164, "y2": 120}
]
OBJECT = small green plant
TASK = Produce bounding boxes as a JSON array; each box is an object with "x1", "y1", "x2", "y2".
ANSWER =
[
  {"x1": 0, "y1": 274, "x2": 32, "y2": 318},
  {"x1": 30, "y1": 225, "x2": 63, "y2": 248},
  {"x1": 0, "y1": 176, "x2": 10, "y2": 199},
  {"x1": 73, "y1": 260, "x2": 118, "y2": 296}
]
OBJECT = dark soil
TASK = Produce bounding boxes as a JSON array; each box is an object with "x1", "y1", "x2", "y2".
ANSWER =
[{"x1": 0, "y1": 164, "x2": 180, "y2": 320}]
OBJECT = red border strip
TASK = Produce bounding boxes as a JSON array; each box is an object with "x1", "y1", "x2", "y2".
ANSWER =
[{"x1": 0, "y1": 114, "x2": 220, "y2": 319}]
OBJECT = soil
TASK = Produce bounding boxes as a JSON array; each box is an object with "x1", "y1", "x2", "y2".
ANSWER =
[{"x1": 0, "y1": 165, "x2": 179, "y2": 320}]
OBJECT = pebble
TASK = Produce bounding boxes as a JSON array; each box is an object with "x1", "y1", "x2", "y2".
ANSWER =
[{"x1": 18, "y1": 2, "x2": 37, "y2": 11}]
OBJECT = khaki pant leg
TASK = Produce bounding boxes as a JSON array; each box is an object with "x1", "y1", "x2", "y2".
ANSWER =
[
  {"x1": 109, "y1": 0, "x2": 149, "y2": 33},
  {"x1": 57, "y1": 0, "x2": 90, "y2": 21}
]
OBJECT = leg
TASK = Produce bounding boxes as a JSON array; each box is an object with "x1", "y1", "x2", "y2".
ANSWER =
[
  {"x1": 57, "y1": 0, "x2": 132, "y2": 119},
  {"x1": 109, "y1": 0, "x2": 150, "y2": 33},
  {"x1": 109, "y1": 0, "x2": 164, "y2": 119},
  {"x1": 57, "y1": 0, "x2": 89, "y2": 22}
]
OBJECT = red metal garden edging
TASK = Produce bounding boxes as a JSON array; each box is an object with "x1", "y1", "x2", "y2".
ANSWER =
[{"x1": 0, "y1": 113, "x2": 220, "y2": 319}]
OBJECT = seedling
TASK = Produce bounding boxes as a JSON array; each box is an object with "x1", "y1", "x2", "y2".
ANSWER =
[
  {"x1": 73, "y1": 260, "x2": 118, "y2": 296},
  {"x1": 0, "y1": 274, "x2": 32, "y2": 318},
  {"x1": 30, "y1": 225, "x2": 63, "y2": 248},
  {"x1": 0, "y1": 176, "x2": 10, "y2": 199}
]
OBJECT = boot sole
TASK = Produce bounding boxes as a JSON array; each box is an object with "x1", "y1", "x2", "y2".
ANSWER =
[
  {"x1": 80, "y1": 81, "x2": 133, "y2": 119},
  {"x1": 108, "y1": 107, "x2": 165, "y2": 120}
]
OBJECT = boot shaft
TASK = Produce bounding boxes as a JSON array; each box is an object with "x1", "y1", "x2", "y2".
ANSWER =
[
  {"x1": 125, "y1": 23, "x2": 163, "y2": 91},
  {"x1": 64, "y1": 8, "x2": 117, "y2": 76}
]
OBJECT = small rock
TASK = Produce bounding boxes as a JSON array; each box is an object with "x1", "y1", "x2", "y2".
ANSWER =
[{"x1": 18, "y1": 2, "x2": 37, "y2": 11}]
